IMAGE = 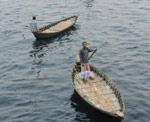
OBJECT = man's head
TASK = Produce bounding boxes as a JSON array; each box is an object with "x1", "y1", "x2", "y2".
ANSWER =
[{"x1": 82, "y1": 42, "x2": 87, "y2": 48}]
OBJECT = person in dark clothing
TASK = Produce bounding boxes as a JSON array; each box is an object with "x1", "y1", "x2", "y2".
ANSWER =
[{"x1": 79, "y1": 42, "x2": 96, "y2": 81}]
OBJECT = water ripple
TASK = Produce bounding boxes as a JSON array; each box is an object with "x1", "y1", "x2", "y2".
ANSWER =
[{"x1": 0, "y1": 0, "x2": 150, "y2": 122}]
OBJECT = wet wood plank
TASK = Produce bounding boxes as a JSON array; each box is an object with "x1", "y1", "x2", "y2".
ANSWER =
[
  {"x1": 42, "y1": 18, "x2": 75, "y2": 33},
  {"x1": 73, "y1": 72, "x2": 121, "y2": 113}
]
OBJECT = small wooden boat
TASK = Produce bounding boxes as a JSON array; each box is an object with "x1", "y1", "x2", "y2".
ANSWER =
[
  {"x1": 32, "y1": 14, "x2": 79, "y2": 39},
  {"x1": 71, "y1": 64, "x2": 125, "y2": 119}
]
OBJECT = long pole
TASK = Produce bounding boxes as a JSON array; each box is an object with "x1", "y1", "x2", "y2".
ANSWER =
[{"x1": 88, "y1": 49, "x2": 97, "y2": 61}]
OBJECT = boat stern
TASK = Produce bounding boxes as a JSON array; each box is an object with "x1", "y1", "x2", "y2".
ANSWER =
[
  {"x1": 75, "y1": 13, "x2": 80, "y2": 17},
  {"x1": 115, "y1": 111, "x2": 124, "y2": 119}
]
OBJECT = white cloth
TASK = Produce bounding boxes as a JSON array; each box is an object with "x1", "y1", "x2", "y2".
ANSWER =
[
  {"x1": 81, "y1": 63, "x2": 90, "y2": 79},
  {"x1": 30, "y1": 20, "x2": 38, "y2": 32}
]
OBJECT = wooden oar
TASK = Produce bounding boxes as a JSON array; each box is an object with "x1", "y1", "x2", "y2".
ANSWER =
[{"x1": 88, "y1": 49, "x2": 97, "y2": 61}]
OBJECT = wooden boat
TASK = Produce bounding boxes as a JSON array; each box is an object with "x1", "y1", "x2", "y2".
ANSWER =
[
  {"x1": 32, "y1": 14, "x2": 79, "y2": 39},
  {"x1": 71, "y1": 64, "x2": 125, "y2": 119}
]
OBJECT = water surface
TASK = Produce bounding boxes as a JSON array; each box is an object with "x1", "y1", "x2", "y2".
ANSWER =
[{"x1": 0, "y1": 0, "x2": 150, "y2": 122}]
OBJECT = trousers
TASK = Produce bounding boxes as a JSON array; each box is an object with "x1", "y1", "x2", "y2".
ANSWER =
[{"x1": 81, "y1": 63, "x2": 91, "y2": 79}]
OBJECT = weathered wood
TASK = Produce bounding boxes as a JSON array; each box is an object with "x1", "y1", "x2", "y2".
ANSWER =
[
  {"x1": 42, "y1": 18, "x2": 75, "y2": 33},
  {"x1": 71, "y1": 64, "x2": 125, "y2": 119},
  {"x1": 32, "y1": 14, "x2": 79, "y2": 39}
]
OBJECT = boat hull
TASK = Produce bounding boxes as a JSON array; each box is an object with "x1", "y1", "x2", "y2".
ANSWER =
[
  {"x1": 73, "y1": 90, "x2": 123, "y2": 120},
  {"x1": 71, "y1": 64, "x2": 125, "y2": 119},
  {"x1": 32, "y1": 14, "x2": 79, "y2": 39},
  {"x1": 74, "y1": 88, "x2": 123, "y2": 120},
  {"x1": 33, "y1": 31, "x2": 61, "y2": 39},
  {"x1": 71, "y1": 90, "x2": 123, "y2": 122}
]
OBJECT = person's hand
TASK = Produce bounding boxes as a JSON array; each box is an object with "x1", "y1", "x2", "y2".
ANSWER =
[{"x1": 93, "y1": 49, "x2": 97, "y2": 52}]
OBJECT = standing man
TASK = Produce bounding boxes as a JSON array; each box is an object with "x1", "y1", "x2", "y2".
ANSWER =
[
  {"x1": 79, "y1": 42, "x2": 97, "y2": 82},
  {"x1": 30, "y1": 16, "x2": 38, "y2": 32}
]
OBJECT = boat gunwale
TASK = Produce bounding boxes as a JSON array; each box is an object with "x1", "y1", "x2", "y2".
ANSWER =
[
  {"x1": 34, "y1": 14, "x2": 79, "y2": 34},
  {"x1": 71, "y1": 64, "x2": 125, "y2": 119}
]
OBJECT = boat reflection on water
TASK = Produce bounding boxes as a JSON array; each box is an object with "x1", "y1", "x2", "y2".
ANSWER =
[
  {"x1": 29, "y1": 25, "x2": 77, "y2": 77},
  {"x1": 70, "y1": 91, "x2": 122, "y2": 122},
  {"x1": 32, "y1": 25, "x2": 77, "y2": 49},
  {"x1": 31, "y1": 25, "x2": 77, "y2": 60}
]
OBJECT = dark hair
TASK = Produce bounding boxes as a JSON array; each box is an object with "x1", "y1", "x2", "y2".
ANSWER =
[
  {"x1": 32, "y1": 16, "x2": 36, "y2": 20},
  {"x1": 82, "y1": 41, "x2": 87, "y2": 45}
]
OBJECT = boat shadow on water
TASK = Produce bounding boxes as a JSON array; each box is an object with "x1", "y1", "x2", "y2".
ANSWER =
[
  {"x1": 30, "y1": 25, "x2": 77, "y2": 57},
  {"x1": 32, "y1": 26, "x2": 78, "y2": 49},
  {"x1": 70, "y1": 91, "x2": 122, "y2": 122},
  {"x1": 29, "y1": 25, "x2": 78, "y2": 69}
]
